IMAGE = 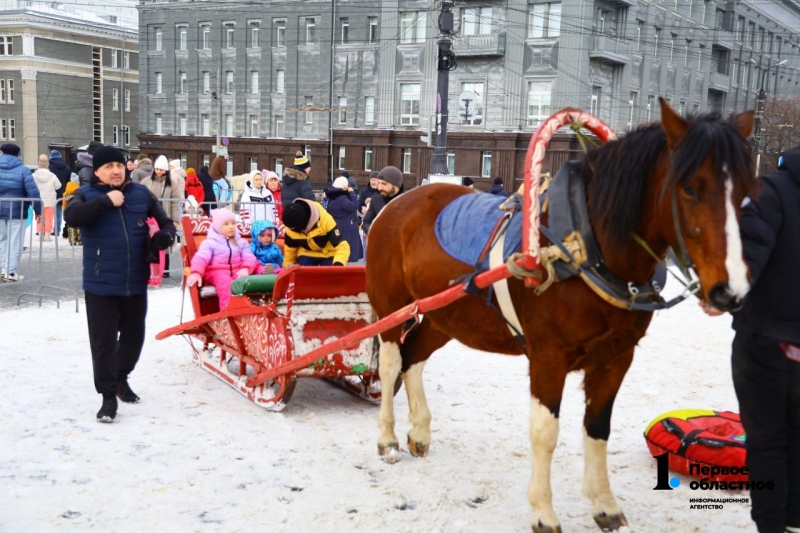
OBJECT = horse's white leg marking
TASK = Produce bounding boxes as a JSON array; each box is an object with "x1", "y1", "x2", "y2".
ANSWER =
[
  {"x1": 377, "y1": 340, "x2": 402, "y2": 461},
  {"x1": 582, "y1": 428, "x2": 622, "y2": 517},
  {"x1": 404, "y1": 360, "x2": 431, "y2": 455},
  {"x1": 528, "y1": 397, "x2": 561, "y2": 529},
  {"x1": 724, "y1": 174, "x2": 750, "y2": 299}
]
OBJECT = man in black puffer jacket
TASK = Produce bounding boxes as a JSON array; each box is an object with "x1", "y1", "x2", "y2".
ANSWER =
[
  {"x1": 48, "y1": 150, "x2": 72, "y2": 237},
  {"x1": 703, "y1": 145, "x2": 800, "y2": 533}
]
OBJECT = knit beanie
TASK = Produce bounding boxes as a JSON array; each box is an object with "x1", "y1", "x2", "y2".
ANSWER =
[
  {"x1": 263, "y1": 170, "x2": 280, "y2": 182},
  {"x1": 186, "y1": 167, "x2": 197, "y2": 178},
  {"x1": 282, "y1": 200, "x2": 312, "y2": 232},
  {"x1": 210, "y1": 208, "x2": 236, "y2": 233},
  {"x1": 369, "y1": 171, "x2": 379, "y2": 180},
  {"x1": 0, "y1": 143, "x2": 20, "y2": 156},
  {"x1": 154, "y1": 155, "x2": 169, "y2": 171},
  {"x1": 49, "y1": 150, "x2": 62, "y2": 160},
  {"x1": 333, "y1": 176, "x2": 349, "y2": 189},
  {"x1": 494, "y1": 177, "x2": 503, "y2": 185},
  {"x1": 377, "y1": 166, "x2": 403, "y2": 188},
  {"x1": 92, "y1": 145, "x2": 126, "y2": 171},
  {"x1": 340, "y1": 170, "x2": 350, "y2": 178},
  {"x1": 293, "y1": 150, "x2": 311, "y2": 171},
  {"x1": 169, "y1": 159, "x2": 181, "y2": 169},
  {"x1": 87, "y1": 141, "x2": 103, "y2": 155}
]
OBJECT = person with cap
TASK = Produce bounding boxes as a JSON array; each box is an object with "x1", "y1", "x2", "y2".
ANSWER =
[
  {"x1": 340, "y1": 170, "x2": 357, "y2": 192},
  {"x1": 490, "y1": 176, "x2": 509, "y2": 197},
  {"x1": 462, "y1": 177, "x2": 475, "y2": 189},
  {"x1": 183, "y1": 167, "x2": 206, "y2": 215},
  {"x1": 48, "y1": 149, "x2": 72, "y2": 237},
  {"x1": 0, "y1": 143, "x2": 41, "y2": 281},
  {"x1": 130, "y1": 156, "x2": 153, "y2": 184},
  {"x1": 264, "y1": 170, "x2": 283, "y2": 222},
  {"x1": 141, "y1": 155, "x2": 183, "y2": 277},
  {"x1": 362, "y1": 165, "x2": 404, "y2": 235},
  {"x1": 281, "y1": 199, "x2": 349, "y2": 267},
  {"x1": 281, "y1": 151, "x2": 315, "y2": 209},
  {"x1": 240, "y1": 169, "x2": 278, "y2": 225},
  {"x1": 358, "y1": 170, "x2": 380, "y2": 215},
  {"x1": 168, "y1": 158, "x2": 187, "y2": 195},
  {"x1": 323, "y1": 176, "x2": 362, "y2": 263},
  {"x1": 32, "y1": 154, "x2": 61, "y2": 241},
  {"x1": 77, "y1": 141, "x2": 103, "y2": 185},
  {"x1": 700, "y1": 144, "x2": 800, "y2": 533},
  {"x1": 64, "y1": 145, "x2": 176, "y2": 423}
]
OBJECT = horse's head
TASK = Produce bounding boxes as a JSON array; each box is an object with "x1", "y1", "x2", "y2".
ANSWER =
[{"x1": 659, "y1": 98, "x2": 757, "y2": 312}]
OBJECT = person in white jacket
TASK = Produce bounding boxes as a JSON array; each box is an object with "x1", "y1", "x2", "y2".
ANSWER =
[
  {"x1": 32, "y1": 154, "x2": 61, "y2": 241},
  {"x1": 239, "y1": 170, "x2": 278, "y2": 225}
]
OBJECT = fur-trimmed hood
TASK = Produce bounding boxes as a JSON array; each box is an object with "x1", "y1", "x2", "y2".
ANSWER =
[
  {"x1": 282, "y1": 167, "x2": 308, "y2": 184},
  {"x1": 76, "y1": 151, "x2": 93, "y2": 168}
]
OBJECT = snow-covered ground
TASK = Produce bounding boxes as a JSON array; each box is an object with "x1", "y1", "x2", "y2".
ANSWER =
[{"x1": 0, "y1": 286, "x2": 754, "y2": 532}]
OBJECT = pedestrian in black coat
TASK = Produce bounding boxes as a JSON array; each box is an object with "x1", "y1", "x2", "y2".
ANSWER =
[
  {"x1": 362, "y1": 166, "x2": 404, "y2": 235},
  {"x1": 48, "y1": 150, "x2": 72, "y2": 236},
  {"x1": 281, "y1": 151, "x2": 315, "y2": 208},
  {"x1": 324, "y1": 177, "x2": 362, "y2": 263},
  {"x1": 196, "y1": 165, "x2": 217, "y2": 210}
]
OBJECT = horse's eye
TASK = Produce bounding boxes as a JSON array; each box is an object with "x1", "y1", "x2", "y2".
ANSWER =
[{"x1": 682, "y1": 185, "x2": 698, "y2": 199}]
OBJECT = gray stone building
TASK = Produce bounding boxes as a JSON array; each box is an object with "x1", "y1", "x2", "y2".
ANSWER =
[
  {"x1": 0, "y1": 6, "x2": 138, "y2": 166},
  {"x1": 137, "y1": 0, "x2": 800, "y2": 188}
]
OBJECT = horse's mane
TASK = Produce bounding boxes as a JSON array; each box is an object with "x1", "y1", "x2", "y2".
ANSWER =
[{"x1": 579, "y1": 113, "x2": 755, "y2": 246}]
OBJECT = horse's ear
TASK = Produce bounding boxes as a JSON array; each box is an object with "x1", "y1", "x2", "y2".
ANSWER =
[
  {"x1": 733, "y1": 110, "x2": 755, "y2": 139},
  {"x1": 659, "y1": 97, "x2": 689, "y2": 149}
]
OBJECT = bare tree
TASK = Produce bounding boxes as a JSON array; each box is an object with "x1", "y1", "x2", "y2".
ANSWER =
[{"x1": 760, "y1": 96, "x2": 800, "y2": 174}]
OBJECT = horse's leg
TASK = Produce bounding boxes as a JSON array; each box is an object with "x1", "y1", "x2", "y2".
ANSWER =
[
  {"x1": 401, "y1": 320, "x2": 449, "y2": 458},
  {"x1": 377, "y1": 331, "x2": 403, "y2": 463},
  {"x1": 582, "y1": 349, "x2": 634, "y2": 531},
  {"x1": 528, "y1": 356, "x2": 568, "y2": 533}
]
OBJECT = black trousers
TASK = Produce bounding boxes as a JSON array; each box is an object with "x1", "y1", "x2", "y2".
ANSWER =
[
  {"x1": 85, "y1": 291, "x2": 147, "y2": 396},
  {"x1": 296, "y1": 256, "x2": 334, "y2": 266},
  {"x1": 732, "y1": 331, "x2": 800, "y2": 533}
]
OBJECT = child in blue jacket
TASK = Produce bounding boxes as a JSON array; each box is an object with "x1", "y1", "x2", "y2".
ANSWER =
[{"x1": 250, "y1": 219, "x2": 284, "y2": 275}]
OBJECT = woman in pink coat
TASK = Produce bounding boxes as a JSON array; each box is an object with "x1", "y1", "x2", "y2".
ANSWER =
[{"x1": 186, "y1": 209, "x2": 257, "y2": 309}]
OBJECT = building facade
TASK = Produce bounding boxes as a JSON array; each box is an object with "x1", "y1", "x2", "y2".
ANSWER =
[
  {"x1": 136, "y1": 0, "x2": 800, "y2": 189},
  {"x1": 0, "y1": 6, "x2": 138, "y2": 166}
]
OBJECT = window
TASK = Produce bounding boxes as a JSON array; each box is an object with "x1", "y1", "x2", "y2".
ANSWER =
[
  {"x1": 179, "y1": 71, "x2": 187, "y2": 94},
  {"x1": 0, "y1": 36, "x2": 12, "y2": 55},
  {"x1": 123, "y1": 51, "x2": 130, "y2": 69},
  {"x1": 275, "y1": 115, "x2": 284, "y2": 136},
  {"x1": 201, "y1": 114, "x2": 210, "y2": 136},
  {"x1": 226, "y1": 160, "x2": 233, "y2": 177},
  {"x1": 365, "y1": 96, "x2": 375, "y2": 124},
  {"x1": 155, "y1": 72, "x2": 162, "y2": 94},
  {"x1": 7, "y1": 80, "x2": 13, "y2": 104},
  {"x1": 276, "y1": 70, "x2": 285, "y2": 93},
  {"x1": 306, "y1": 17, "x2": 316, "y2": 44},
  {"x1": 112, "y1": 125, "x2": 119, "y2": 145},
  {"x1": 250, "y1": 115, "x2": 258, "y2": 136},
  {"x1": 10, "y1": 119, "x2": 17, "y2": 140},
  {"x1": 368, "y1": 17, "x2": 378, "y2": 44},
  {"x1": 225, "y1": 71, "x2": 233, "y2": 94},
  {"x1": 180, "y1": 154, "x2": 188, "y2": 169},
  {"x1": 275, "y1": 20, "x2": 286, "y2": 47},
  {"x1": 461, "y1": 7, "x2": 493, "y2": 36},
  {"x1": 177, "y1": 25, "x2": 187, "y2": 50},
  {"x1": 225, "y1": 114, "x2": 233, "y2": 136},
  {"x1": 459, "y1": 82, "x2": 483, "y2": 125},
  {"x1": 647, "y1": 95, "x2": 655, "y2": 122},
  {"x1": 304, "y1": 145, "x2": 311, "y2": 160},
  {"x1": 447, "y1": 150, "x2": 455, "y2": 175},
  {"x1": 653, "y1": 27, "x2": 660, "y2": 58},
  {"x1": 111, "y1": 49, "x2": 117, "y2": 68},
  {"x1": 305, "y1": 97, "x2": 313, "y2": 124},
  {"x1": 179, "y1": 114, "x2": 187, "y2": 135},
  {"x1": 275, "y1": 158, "x2": 283, "y2": 175},
  {"x1": 732, "y1": 60, "x2": 739, "y2": 85},
  {"x1": 528, "y1": 3, "x2": 561, "y2": 38},
  {"x1": 0, "y1": 119, "x2": 6, "y2": 139},
  {"x1": 400, "y1": 11, "x2": 426, "y2": 44},
  {"x1": 596, "y1": 8, "x2": 607, "y2": 34},
  {"x1": 481, "y1": 151, "x2": 492, "y2": 178},
  {"x1": 402, "y1": 148, "x2": 411, "y2": 173},
  {"x1": 636, "y1": 21, "x2": 643, "y2": 51},
  {"x1": 202, "y1": 71, "x2": 210, "y2": 93},
  {"x1": 522, "y1": 80, "x2": 547, "y2": 126},
  {"x1": 697, "y1": 44, "x2": 704, "y2": 71},
  {"x1": 112, "y1": 88, "x2": 119, "y2": 111},
  {"x1": 155, "y1": 27, "x2": 162, "y2": 51},
  {"x1": 201, "y1": 24, "x2": 211, "y2": 49},
  {"x1": 678, "y1": 101, "x2": 685, "y2": 117},
  {"x1": 684, "y1": 40, "x2": 691, "y2": 67},
  {"x1": 748, "y1": 22, "x2": 755, "y2": 47},
  {"x1": 250, "y1": 21, "x2": 260, "y2": 47},
  {"x1": 400, "y1": 83, "x2": 420, "y2": 125},
  {"x1": 124, "y1": 89, "x2": 131, "y2": 111},
  {"x1": 338, "y1": 97, "x2": 347, "y2": 124},
  {"x1": 590, "y1": 86, "x2": 601, "y2": 116},
  {"x1": 757, "y1": 26, "x2": 765, "y2": 51},
  {"x1": 341, "y1": 18, "x2": 349, "y2": 44},
  {"x1": 203, "y1": 155, "x2": 210, "y2": 167},
  {"x1": 250, "y1": 158, "x2": 258, "y2": 172},
  {"x1": 0, "y1": 79, "x2": 5, "y2": 103},
  {"x1": 225, "y1": 23, "x2": 235, "y2": 48},
  {"x1": 338, "y1": 146, "x2": 346, "y2": 169},
  {"x1": 736, "y1": 16, "x2": 745, "y2": 43},
  {"x1": 122, "y1": 126, "x2": 130, "y2": 146},
  {"x1": 768, "y1": 32, "x2": 773, "y2": 54},
  {"x1": 155, "y1": 113, "x2": 163, "y2": 134},
  {"x1": 364, "y1": 147, "x2": 373, "y2": 171},
  {"x1": 627, "y1": 91, "x2": 637, "y2": 130},
  {"x1": 250, "y1": 71, "x2": 259, "y2": 94},
  {"x1": 669, "y1": 33, "x2": 676, "y2": 63}
]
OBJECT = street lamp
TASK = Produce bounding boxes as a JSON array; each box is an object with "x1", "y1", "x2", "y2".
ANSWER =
[{"x1": 752, "y1": 58, "x2": 787, "y2": 174}]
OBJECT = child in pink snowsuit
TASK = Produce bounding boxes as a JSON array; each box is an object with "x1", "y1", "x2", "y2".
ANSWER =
[{"x1": 186, "y1": 209, "x2": 258, "y2": 310}]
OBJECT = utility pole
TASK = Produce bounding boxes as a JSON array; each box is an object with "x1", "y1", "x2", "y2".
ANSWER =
[
  {"x1": 429, "y1": 0, "x2": 456, "y2": 176},
  {"x1": 215, "y1": 64, "x2": 222, "y2": 152},
  {"x1": 752, "y1": 58, "x2": 787, "y2": 175}
]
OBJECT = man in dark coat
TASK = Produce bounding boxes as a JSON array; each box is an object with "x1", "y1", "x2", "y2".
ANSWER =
[
  {"x1": 77, "y1": 141, "x2": 102, "y2": 185},
  {"x1": 489, "y1": 176, "x2": 509, "y2": 197},
  {"x1": 64, "y1": 145, "x2": 176, "y2": 423},
  {"x1": 702, "y1": 145, "x2": 800, "y2": 533},
  {"x1": 196, "y1": 165, "x2": 217, "y2": 211},
  {"x1": 324, "y1": 176, "x2": 362, "y2": 263},
  {"x1": 48, "y1": 150, "x2": 72, "y2": 237},
  {"x1": 281, "y1": 151, "x2": 315, "y2": 208},
  {"x1": 362, "y1": 166, "x2": 404, "y2": 235},
  {"x1": 358, "y1": 170, "x2": 380, "y2": 215}
]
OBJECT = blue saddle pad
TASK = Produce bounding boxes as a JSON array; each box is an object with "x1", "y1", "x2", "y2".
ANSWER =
[{"x1": 434, "y1": 193, "x2": 522, "y2": 270}]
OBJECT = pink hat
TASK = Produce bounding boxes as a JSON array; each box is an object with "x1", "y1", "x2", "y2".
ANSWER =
[
  {"x1": 210, "y1": 208, "x2": 235, "y2": 233},
  {"x1": 262, "y1": 170, "x2": 280, "y2": 181}
]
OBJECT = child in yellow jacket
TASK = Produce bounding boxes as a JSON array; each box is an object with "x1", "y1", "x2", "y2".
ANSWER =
[{"x1": 281, "y1": 199, "x2": 350, "y2": 267}]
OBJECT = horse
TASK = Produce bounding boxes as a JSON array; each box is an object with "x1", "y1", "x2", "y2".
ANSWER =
[{"x1": 364, "y1": 99, "x2": 756, "y2": 532}]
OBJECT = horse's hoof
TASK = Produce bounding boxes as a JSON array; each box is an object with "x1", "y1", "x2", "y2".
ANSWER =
[
  {"x1": 593, "y1": 512, "x2": 628, "y2": 531},
  {"x1": 378, "y1": 442, "x2": 401, "y2": 463},
  {"x1": 532, "y1": 521, "x2": 562, "y2": 533},
  {"x1": 407, "y1": 436, "x2": 429, "y2": 458}
]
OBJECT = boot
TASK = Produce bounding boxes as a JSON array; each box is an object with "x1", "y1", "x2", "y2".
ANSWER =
[
  {"x1": 117, "y1": 379, "x2": 140, "y2": 403},
  {"x1": 97, "y1": 394, "x2": 118, "y2": 423},
  {"x1": 43, "y1": 234, "x2": 52, "y2": 242}
]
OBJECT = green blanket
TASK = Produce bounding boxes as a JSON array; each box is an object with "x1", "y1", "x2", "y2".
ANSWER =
[{"x1": 230, "y1": 275, "x2": 278, "y2": 296}]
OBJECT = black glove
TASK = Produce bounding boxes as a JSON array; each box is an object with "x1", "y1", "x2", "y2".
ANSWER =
[{"x1": 152, "y1": 230, "x2": 174, "y2": 251}]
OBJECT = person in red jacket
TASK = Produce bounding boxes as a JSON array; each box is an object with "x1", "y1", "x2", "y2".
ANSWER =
[{"x1": 184, "y1": 167, "x2": 206, "y2": 215}]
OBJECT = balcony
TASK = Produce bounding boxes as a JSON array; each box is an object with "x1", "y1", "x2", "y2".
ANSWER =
[
  {"x1": 589, "y1": 34, "x2": 631, "y2": 65},
  {"x1": 712, "y1": 28, "x2": 734, "y2": 50},
  {"x1": 452, "y1": 33, "x2": 506, "y2": 57},
  {"x1": 708, "y1": 71, "x2": 730, "y2": 92}
]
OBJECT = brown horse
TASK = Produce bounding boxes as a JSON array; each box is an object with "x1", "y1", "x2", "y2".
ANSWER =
[{"x1": 365, "y1": 100, "x2": 756, "y2": 532}]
